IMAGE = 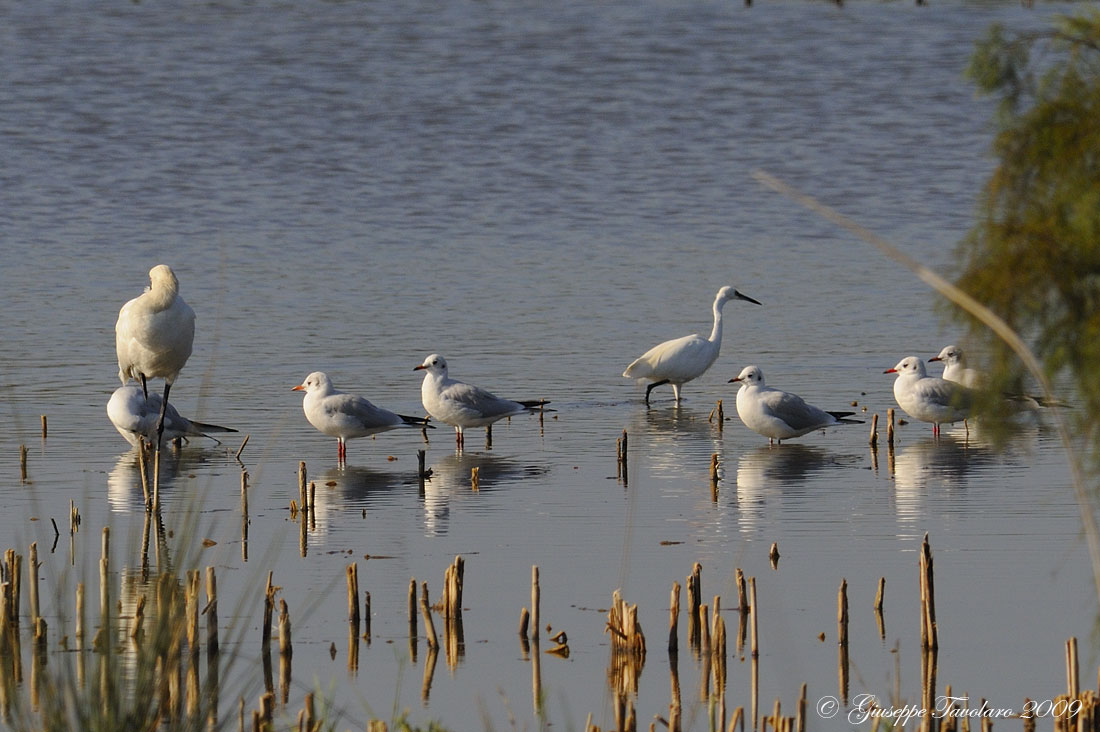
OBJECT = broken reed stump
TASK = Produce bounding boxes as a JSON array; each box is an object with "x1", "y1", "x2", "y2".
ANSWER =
[
  {"x1": 710, "y1": 454, "x2": 720, "y2": 483},
  {"x1": 769, "y1": 543, "x2": 780, "y2": 569},
  {"x1": 364, "y1": 591, "x2": 372, "y2": 642},
  {"x1": 471, "y1": 466, "x2": 479, "y2": 491},
  {"x1": 837, "y1": 579, "x2": 848, "y2": 647},
  {"x1": 298, "y1": 461, "x2": 308, "y2": 509},
  {"x1": 262, "y1": 572, "x2": 275, "y2": 647},
  {"x1": 869, "y1": 413, "x2": 879, "y2": 447},
  {"x1": 28, "y1": 542, "x2": 39, "y2": 626},
  {"x1": 919, "y1": 534, "x2": 938, "y2": 650},
  {"x1": 278, "y1": 598, "x2": 292, "y2": 657},
  {"x1": 442, "y1": 556, "x2": 464, "y2": 620},
  {"x1": 687, "y1": 562, "x2": 702, "y2": 647},
  {"x1": 20, "y1": 445, "x2": 27, "y2": 482},
  {"x1": 887, "y1": 407, "x2": 896, "y2": 447},
  {"x1": 419, "y1": 581, "x2": 439, "y2": 649},
  {"x1": 206, "y1": 566, "x2": 219, "y2": 656},
  {"x1": 518, "y1": 607, "x2": 530, "y2": 637},
  {"x1": 531, "y1": 566, "x2": 540, "y2": 640},
  {"x1": 874, "y1": 576, "x2": 886, "y2": 639},
  {"x1": 347, "y1": 563, "x2": 360, "y2": 634},
  {"x1": 408, "y1": 578, "x2": 418, "y2": 639},
  {"x1": 41, "y1": 415, "x2": 47, "y2": 439},
  {"x1": 668, "y1": 581, "x2": 680, "y2": 653}
]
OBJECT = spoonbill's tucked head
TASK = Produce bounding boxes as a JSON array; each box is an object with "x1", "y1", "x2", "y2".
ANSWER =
[
  {"x1": 884, "y1": 357, "x2": 927, "y2": 378},
  {"x1": 414, "y1": 354, "x2": 448, "y2": 376},
  {"x1": 729, "y1": 365, "x2": 764, "y2": 386},
  {"x1": 148, "y1": 263, "x2": 180, "y2": 292}
]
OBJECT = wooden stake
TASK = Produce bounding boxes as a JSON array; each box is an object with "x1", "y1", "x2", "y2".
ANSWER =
[
  {"x1": 837, "y1": 579, "x2": 848, "y2": 647},
  {"x1": 1067, "y1": 636, "x2": 1079, "y2": 699},
  {"x1": 28, "y1": 542, "x2": 39, "y2": 625},
  {"x1": 298, "y1": 461, "x2": 307, "y2": 509},
  {"x1": 869, "y1": 413, "x2": 879, "y2": 447},
  {"x1": 347, "y1": 563, "x2": 360, "y2": 632},
  {"x1": 669, "y1": 581, "x2": 680, "y2": 653},
  {"x1": 518, "y1": 607, "x2": 530, "y2": 637},
  {"x1": 206, "y1": 566, "x2": 219, "y2": 656},
  {"x1": 278, "y1": 599, "x2": 292, "y2": 657},
  {"x1": 531, "y1": 566, "x2": 540, "y2": 640},
  {"x1": 749, "y1": 577, "x2": 758, "y2": 659},
  {"x1": 420, "y1": 581, "x2": 438, "y2": 649}
]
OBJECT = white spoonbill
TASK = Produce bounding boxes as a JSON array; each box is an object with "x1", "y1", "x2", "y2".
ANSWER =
[
  {"x1": 115, "y1": 264, "x2": 196, "y2": 449},
  {"x1": 293, "y1": 371, "x2": 431, "y2": 463},
  {"x1": 885, "y1": 356, "x2": 974, "y2": 436},
  {"x1": 414, "y1": 354, "x2": 549, "y2": 449},
  {"x1": 108, "y1": 384, "x2": 236, "y2": 448},
  {"x1": 623, "y1": 286, "x2": 761, "y2": 404},
  {"x1": 729, "y1": 365, "x2": 860, "y2": 443}
]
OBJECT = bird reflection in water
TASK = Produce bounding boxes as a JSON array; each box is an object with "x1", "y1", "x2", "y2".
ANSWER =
[
  {"x1": 107, "y1": 446, "x2": 229, "y2": 513},
  {"x1": 421, "y1": 452, "x2": 548, "y2": 536},
  {"x1": 735, "y1": 445, "x2": 861, "y2": 533}
]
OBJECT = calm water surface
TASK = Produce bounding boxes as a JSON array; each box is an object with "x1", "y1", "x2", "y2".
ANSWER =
[{"x1": 0, "y1": 1, "x2": 1092, "y2": 730}]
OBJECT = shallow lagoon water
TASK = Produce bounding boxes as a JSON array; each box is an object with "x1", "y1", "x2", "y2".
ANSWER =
[{"x1": 0, "y1": 1, "x2": 1094, "y2": 729}]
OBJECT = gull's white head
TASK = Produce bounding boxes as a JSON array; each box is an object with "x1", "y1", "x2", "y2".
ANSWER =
[
  {"x1": 929, "y1": 345, "x2": 964, "y2": 366},
  {"x1": 149, "y1": 264, "x2": 179, "y2": 292},
  {"x1": 716, "y1": 286, "x2": 762, "y2": 307},
  {"x1": 414, "y1": 354, "x2": 448, "y2": 376},
  {"x1": 729, "y1": 365, "x2": 764, "y2": 387},
  {"x1": 292, "y1": 371, "x2": 333, "y2": 394},
  {"x1": 884, "y1": 357, "x2": 927, "y2": 378}
]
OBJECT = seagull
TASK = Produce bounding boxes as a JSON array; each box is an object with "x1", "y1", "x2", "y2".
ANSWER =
[
  {"x1": 885, "y1": 356, "x2": 974, "y2": 436},
  {"x1": 414, "y1": 354, "x2": 548, "y2": 450},
  {"x1": 930, "y1": 344, "x2": 1068, "y2": 412},
  {"x1": 623, "y1": 286, "x2": 761, "y2": 404},
  {"x1": 293, "y1": 371, "x2": 431, "y2": 463},
  {"x1": 729, "y1": 365, "x2": 860, "y2": 444},
  {"x1": 115, "y1": 265, "x2": 196, "y2": 449},
  {"x1": 108, "y1": 384, "x2": 236, "y2": 448},
  {"x1": 928, "y1": 345, "x2": 982, "y2": 388}
]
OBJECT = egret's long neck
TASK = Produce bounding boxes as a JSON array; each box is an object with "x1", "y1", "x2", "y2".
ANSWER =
[{"x1": 708, "y1": 297, "x2": 726, "y2": 345}]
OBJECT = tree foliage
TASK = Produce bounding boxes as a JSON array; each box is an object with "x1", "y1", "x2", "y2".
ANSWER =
[{"x1": 955, "y1": 10, "x2": 1100, "y2": 439}]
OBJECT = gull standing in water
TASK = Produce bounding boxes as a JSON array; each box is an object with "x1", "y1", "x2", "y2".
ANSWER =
[
  {"x1": 623, "y1": 286, "x2": 761, "y2": 404},
  {"x1": 885, "y1": 356, "x2": 974, "y2": 436},
  {"x1": 928, "y1": 345, "x2": 983, "y2": 388},
  {"x1": 108, "y1": 384, "x2": 236, "y2": 448},
  {"x1": 293, "y1": 372, "x2": 431, "y2": 463},
  {"x1": 729, "y1": 365, "x2": 860, "y2": 444},
  {"x1": 115, "y1": 264, "x2": 196, "y2": 449},
  {"x1": 415, "y1": 353, "x2": 548, "y2": 449}
]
